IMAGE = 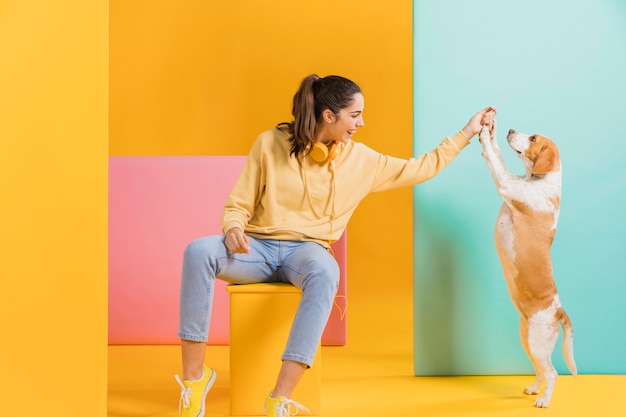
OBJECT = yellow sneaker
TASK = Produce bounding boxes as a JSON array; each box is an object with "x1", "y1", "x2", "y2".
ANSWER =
[
  {"x1": 264, "y1": 393, "x2": 310, "y2": 417},
  {"x1": 174, "y1": 365, "x2": 216, "y2": 417}
]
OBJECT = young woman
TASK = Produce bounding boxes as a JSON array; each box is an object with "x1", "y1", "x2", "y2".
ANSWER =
[{"x1": 174, "y1": 74, "x2": 496, "y2": 417}]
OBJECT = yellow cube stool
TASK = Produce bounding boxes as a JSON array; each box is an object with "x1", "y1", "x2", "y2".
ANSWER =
[{"x1": 227, "y1": 282, "x2": 321, "y2": 416}]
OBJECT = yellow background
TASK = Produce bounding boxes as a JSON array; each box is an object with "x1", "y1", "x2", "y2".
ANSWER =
[
  {"x1": 2, "y1": 1, "x2": 412, "y2": 415},
  {"x1": 0, "y1": 1, "x2": 108, "y2": 416},
  {"x1": 110, "y1": 0, "x2": 414, "y2": 355}
]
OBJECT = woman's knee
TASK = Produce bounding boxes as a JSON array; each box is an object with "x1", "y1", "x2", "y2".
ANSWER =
[
  {"x1": 183, "y1": 235, "x2": 222, "y2": 260},
  {"x1": 306, "y1": 259, "x2": 340, "y2": 293}
]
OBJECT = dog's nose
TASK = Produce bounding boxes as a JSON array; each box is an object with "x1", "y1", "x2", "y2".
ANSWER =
[{"x1": 509, "y1": 129, "x2": 516, "y2": 135}]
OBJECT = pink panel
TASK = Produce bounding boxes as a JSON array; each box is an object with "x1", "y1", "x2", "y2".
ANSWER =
[
  {"x1": 108, "y1": 156, "x2": 347, "y2": 345},
  {"x1": 324, "y1": 233, "x2": 348, "y2": 345},
  {"x1": 108, "y1": 156, "x2": 244, "y2": 344}
]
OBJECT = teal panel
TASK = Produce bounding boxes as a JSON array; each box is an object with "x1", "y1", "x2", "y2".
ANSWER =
[{"x1": 413, "y1": 0, "x2": 626, "y2": 375}]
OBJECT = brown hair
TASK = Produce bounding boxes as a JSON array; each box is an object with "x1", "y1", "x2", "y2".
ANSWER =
[{"x1": 278, "y1": 74, "x2": 362, "y2": 159}]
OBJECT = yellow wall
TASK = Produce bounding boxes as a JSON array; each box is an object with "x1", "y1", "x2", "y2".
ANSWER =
[
  {"x1": 109, "y1": 0, "x2": 414, "y2": 315},
  {"x1": 0, "y1": 1, "x2": 409, "y2": 414},
  {"x1": 0, "y1": 2, "x2": 108, "y2": 416}
]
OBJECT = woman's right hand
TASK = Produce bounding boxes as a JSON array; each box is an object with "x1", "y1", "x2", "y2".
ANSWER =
[{"x1": 224, "y1": 227, "x2": 250, "y2": 254}]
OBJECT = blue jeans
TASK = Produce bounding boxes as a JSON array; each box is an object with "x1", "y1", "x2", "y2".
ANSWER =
[{"x1": 178, "y1": 235, "x2": 340, "y2": 367}]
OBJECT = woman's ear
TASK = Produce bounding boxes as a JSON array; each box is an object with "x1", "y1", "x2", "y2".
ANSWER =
[{"x1": 322, "y1": 109, "x2": 334, "y2": 124}]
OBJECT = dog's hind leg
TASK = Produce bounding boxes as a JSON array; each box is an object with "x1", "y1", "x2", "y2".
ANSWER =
[
  {"x1": 520, "y1": 316, "x2": 543, "y2": 396},
  {"x1": 526, "y1": 307, "x2": 560, "y2": 408}
]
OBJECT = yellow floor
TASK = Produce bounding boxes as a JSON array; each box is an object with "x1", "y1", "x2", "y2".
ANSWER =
[
  {"x1": 108, "y1": 344, "x2": 626, "y2": 417},
  {"x1": 109, "y1": 274, "x2": 626, "y2": 416}
]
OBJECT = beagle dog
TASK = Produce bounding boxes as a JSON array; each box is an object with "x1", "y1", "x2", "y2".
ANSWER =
[{"x1": 479, "y1": 122, "x2": 577, "y2": 408}]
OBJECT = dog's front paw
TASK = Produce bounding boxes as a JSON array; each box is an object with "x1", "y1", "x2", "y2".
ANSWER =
[
  {"x1": 479, "y1": 126, "x2": 490, "y2": 144},
  {"x1": 490, "y1": 119, "x2": 497, "y2": 142}
]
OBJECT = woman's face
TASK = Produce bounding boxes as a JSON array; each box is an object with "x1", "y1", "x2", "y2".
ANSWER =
[{"x1": 327, "y1": 93, "x2": 365, "y2": 144}]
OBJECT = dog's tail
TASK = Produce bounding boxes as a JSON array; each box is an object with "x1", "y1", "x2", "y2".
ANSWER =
[{"x1": 557, "y1": 307, "x2": 577, "y2": 377}]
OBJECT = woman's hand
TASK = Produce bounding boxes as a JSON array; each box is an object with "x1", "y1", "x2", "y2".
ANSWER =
[
  {"x1": 224, "y1": 227, "x2": 250, "y2": 254},
  {"x1": 462, "y1": 106, "x2": 497, "y2": 140}
]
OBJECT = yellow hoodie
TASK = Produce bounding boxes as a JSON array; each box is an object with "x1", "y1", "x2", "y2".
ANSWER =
[{"x1": 222, "y1": 127, "x2": 470, "y2": 248}]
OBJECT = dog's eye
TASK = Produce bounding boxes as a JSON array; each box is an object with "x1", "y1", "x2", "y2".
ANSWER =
[{"x1": 530, "y1": 136, "x2": 536, "y2": 142}]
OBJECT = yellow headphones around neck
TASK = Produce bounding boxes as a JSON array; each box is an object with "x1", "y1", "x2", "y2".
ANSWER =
[{"x1": 308, "y1": 141, "x2": 344, "y2": 163}]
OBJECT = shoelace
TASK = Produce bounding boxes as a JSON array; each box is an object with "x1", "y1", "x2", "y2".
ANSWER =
[
  {"x1": 174, "y1": 374, "x2": 191, "y2": 414},
  {"x1": 273, "y1": 397, "x2": 311, "y2": 417}
]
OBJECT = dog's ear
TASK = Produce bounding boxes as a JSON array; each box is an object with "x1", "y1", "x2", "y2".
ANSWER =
[{"x1": 532, "y1": 145, "x2": 558, "y2": 175}]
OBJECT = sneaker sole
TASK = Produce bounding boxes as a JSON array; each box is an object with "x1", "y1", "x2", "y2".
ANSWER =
[{"x1": 197, "y1": 369, "x2": 217, "y2": 417}]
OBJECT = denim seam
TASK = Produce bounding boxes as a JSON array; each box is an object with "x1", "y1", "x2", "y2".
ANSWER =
[
  {"x1": 281, "y1": 353, "x2": 314, "y2": 368},
  {"x1": 178, "y1": 332, "x2": 208, "y2": 343}
]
